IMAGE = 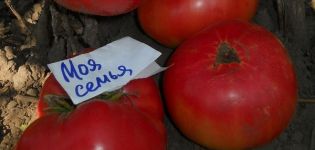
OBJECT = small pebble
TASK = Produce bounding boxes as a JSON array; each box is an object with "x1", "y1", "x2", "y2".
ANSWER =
[
  {"x1": 26, "y1": 88, "x2": 39, "y2": 97},
  {"x1": 4, "y1": 46, "x2": 15, "y2": 60},
  {"x1": 6, "y1": 101, "x2": 17, "y2": 109}
]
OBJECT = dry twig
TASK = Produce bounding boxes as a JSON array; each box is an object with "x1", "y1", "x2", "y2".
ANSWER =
[
  {"x1": 0, "y1": 22, "x2": 9, "y2": 36},
  {"x1": 4, "y1": 0, "x2": 30, "y2": 34},
  {"x1": 299, "y1": 99, "x2": 315, "y2": 103}
]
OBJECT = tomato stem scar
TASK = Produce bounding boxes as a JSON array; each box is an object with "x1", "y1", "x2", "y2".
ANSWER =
[{"x1": 214, "y1": 42, "x2": 240, "y2": 66}]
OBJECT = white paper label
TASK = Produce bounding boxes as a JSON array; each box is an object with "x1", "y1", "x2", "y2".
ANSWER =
[{"x1": 48, "y1": 37, "x2": 165, "y2": 104}]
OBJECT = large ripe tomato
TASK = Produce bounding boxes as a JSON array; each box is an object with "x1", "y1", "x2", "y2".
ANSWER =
[
  {"x1": 163, "y1": 20, "x2": 297, "y2": 149},
  {"x1": 16, "y1": 99, "x2": 166, "y2": 150},
  {"x1": 23, "y1": 48, "x2": 167, "y2": 150},
  {"x1": 55, "y1": 0, "x2": 141, "y2": 16},
  {"x1": 138, "y1": 0, "x2": 259, "y2": 47}
]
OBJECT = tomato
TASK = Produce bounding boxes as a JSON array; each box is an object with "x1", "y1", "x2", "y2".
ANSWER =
[
  {"x1": 16, "y1": 99, "x2": 166, "y2": 150},
  {"x1": 163, "y1": 21, "x2": 297, "y2": 149},
  {"x1": 55, "y1": 0, "x2": 141, "y2": 16},
  {"x1": 138, "y1": 0, "x2": 259, "y2": 47},
  {"x1": 24, "y1": 48, "x2": 167, "y2": 150}
]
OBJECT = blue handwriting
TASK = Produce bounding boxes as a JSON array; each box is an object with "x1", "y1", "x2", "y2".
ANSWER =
[
  {"x1": 59, "y1": 58, "x2": 133, "y2": 97},
  {"x1": 61, "y1": 59, "x2": 102, "y2": 82}
]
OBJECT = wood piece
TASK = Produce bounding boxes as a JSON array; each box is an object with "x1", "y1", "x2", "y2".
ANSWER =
[{"x1": 277, "y1": 0, "x2": 308, "y2": 48}]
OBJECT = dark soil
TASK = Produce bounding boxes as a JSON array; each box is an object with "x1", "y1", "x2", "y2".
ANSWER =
[{"x1": 0, "y1": 0, "x2": 315, "y2": 149}]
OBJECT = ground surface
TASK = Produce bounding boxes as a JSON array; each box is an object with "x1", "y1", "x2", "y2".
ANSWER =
[{"x1": 0, "y1": 0, "x2": 315, "y2": 149}]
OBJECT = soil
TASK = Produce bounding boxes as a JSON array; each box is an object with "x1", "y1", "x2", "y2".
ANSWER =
[{"x1": 0, "y1": 0, "x2": 315, "y2": 150}]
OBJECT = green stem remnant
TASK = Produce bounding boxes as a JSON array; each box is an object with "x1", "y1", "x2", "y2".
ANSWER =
[
  {"x1": 97, "y1": 89, "x2": 125, "y2": 101},
  {"x1": 44, "y1": 95, "x2": 75, "y2": 114},
  {"x1": 214, "y1": 42, "x2": 240, "y2": 67},
  {"x1": 43, "y1": 90, "x2": 130, "y2": 115}
]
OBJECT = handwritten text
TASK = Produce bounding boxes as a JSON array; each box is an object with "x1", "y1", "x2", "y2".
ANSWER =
[{"x1": 60, "y1": 59, "x2": 132, "y2": 97}]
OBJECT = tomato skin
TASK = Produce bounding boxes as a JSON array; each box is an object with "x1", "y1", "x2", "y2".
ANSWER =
[
  {"x1": 163, "y1": 21, "x2": 297, "y2": 149},
  {"x1": 138, "y1": 0, "x2": 259, "y2": 47},
  {"x1": 122, "y1": 77, "x2": 165, "y2": 121},
  {"x1": 55, "y1": 0, "x2": 141, "y2": 16},
  {"x1": 16, "y1": 100, "x2": 166, "y2": 150}
]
